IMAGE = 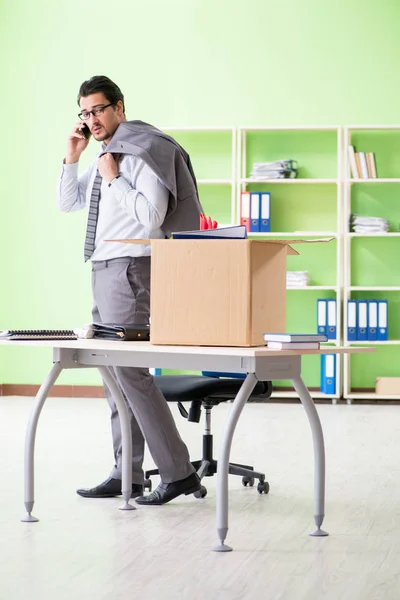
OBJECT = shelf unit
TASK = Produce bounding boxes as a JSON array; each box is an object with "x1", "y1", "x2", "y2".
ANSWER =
[
  {"x1": 157, "y1": 124, "x2": 400, "y2": 402},
  {"x1": 237, "y1": 126, "x2": 343, "y2": 401},
  {"x1": 343, "y1": 125, "x2": 400, "y2": 401}
]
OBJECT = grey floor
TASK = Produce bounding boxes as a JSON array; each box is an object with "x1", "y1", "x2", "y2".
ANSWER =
[{"x1": 1, "y1": 396, "x2": 400, "y2": 600}]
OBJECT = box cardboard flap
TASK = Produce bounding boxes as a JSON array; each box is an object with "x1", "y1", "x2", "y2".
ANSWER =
[
  {"x1": 105, "y1": 236, "x2": 334, "y2": 257},
  {"x1": 251, "y1": 237, "x2": 334, "y2": 256},
  {"x1": 260, "y1": 237, "x2": 334, "y2": 244},
  {"x1": 106, "y1": 238, "x2": 299, "y2": 254}
]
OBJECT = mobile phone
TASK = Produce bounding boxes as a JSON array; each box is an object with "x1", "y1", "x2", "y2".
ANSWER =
[{"x1": 80, "y1": 123, "x2": 91, "y2": 139}]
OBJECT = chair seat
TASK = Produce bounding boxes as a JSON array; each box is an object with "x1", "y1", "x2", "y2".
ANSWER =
[{"x1": 154, "y1": 375, "x2": 267, "y2": 403}]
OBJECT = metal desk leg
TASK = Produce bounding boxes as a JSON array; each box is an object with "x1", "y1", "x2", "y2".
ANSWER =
[
  {"x1": 97, "y1": 367, "x2": 135, "y2": 511},
  {"x1": 291, "y1": 375, "x2": 329, "y2": 537},
  {"x1": 21, "y1": 362, "x2": 63, "y2": 523},
  {"x1": 213, "y1": 373, "x2": 257, "y2": 552}
]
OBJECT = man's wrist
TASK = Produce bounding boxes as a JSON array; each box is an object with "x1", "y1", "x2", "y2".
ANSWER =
[
  {"x1": 65, "y1": 154, "x2": 80, "y2": 164},
  {"x1": 108, "y1": 175, "x2": 121, "y2": 187}
]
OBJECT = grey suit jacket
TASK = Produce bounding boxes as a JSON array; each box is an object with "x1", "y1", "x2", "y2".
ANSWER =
[{"x1": 103, "y1": 120, "x2": 203, "y2": 236}]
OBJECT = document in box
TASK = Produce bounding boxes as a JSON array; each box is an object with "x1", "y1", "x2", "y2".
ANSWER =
[{"x1": 171, "y1": 225, "x2": 247, "y2": 239}]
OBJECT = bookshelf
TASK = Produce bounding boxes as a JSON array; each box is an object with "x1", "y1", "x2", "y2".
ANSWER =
[
  {"x1": 237, "y1": 126, "x2": 343, "y2": 401},
  {"x1": 156, "y1": 125, "x2": 400, "y2": 402},
  {"x1": 343, "y1": 126, "x2": 400, "y2": 401}
]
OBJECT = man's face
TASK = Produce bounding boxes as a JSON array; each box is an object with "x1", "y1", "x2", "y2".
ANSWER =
[{"x1": 79, "y1": 92, "x2": 124, "y2": 143}]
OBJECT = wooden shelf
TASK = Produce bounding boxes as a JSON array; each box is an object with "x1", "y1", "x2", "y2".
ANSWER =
[
  {"x1": 345, "y1": 341, "x2": 400, "y2": 345},
  {"x1": 348, "y1": 286, "x2": 400, "y2": 291},
  {"x1": 348, "y1": 178, "x2": 400, "y2": 184},
  {"x1": 249, "y1": 231, "x2": 338, "y2": 238},
  {"x1": 241, "y1": 178, "x2": 338, "y2": 184},
  {"x1": 347, "y1": 393, "x2": 400, "y2": 400},
  {"x1": 348, "y1": 233, "x2": 400, "y2": 237}
]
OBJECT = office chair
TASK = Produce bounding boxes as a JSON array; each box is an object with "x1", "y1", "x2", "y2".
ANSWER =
[{"x1": 144, "y1": 373, "x2": 272, "y2": 498}]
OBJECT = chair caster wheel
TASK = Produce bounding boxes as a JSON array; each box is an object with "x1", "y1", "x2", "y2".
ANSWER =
[
  {"x1": 257, "y1": 481, "x2": 269, "y2": 494},
  {"x1": 194, "y1": 485, "x2": 207, "y2": 499},
  {"x1": 143, "y1": 478, "x2": 152, "y2": 492},
  {"x1": 242, "y1": 476, "x2": 255, "y2": 487}
]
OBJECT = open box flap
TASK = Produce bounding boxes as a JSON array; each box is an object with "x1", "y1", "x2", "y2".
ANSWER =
[
  {"x1": 105, "y1": 236, "x2": 334, "y2": 257},
  {"x1": 253, "y1": 237, "x2": 335, "y2": 255}
]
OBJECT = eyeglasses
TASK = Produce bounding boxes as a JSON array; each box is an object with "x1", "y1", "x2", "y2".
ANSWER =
[{"x1": 78, "y1": 103, "x2": 114, "y2": 120}]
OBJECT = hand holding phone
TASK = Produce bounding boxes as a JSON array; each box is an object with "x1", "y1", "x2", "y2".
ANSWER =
[
  {"x1": 65, "y1": 122, "x2": 91, "y2": 164},
  {"x1": 80, "y1": 123, "x2": 91, "y2": 140}
]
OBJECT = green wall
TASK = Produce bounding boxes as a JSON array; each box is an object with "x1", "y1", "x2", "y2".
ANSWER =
[{"x1": 1, "y1": 0, "x2": 400, "y2": 385}]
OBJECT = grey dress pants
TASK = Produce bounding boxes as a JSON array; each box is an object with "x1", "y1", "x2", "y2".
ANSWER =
[{"x1": 91, "y1": 256, "x2": 195, "y2": 485}]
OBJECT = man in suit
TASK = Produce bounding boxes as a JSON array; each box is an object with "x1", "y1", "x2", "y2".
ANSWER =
[{"x1": 58, "y1": 75, "x2": 201, "y2": 505}]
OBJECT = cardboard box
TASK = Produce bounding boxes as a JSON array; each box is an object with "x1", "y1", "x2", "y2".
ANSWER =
[
  {"x1": 375, "y1": 377, "x2": 400, "y2": 395},
  {"x1": 108, "y1": 237, "x2": 332, "y2": 347}
]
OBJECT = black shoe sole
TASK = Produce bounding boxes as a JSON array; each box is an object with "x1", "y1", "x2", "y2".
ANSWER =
[
  {"x1": 184, "y1": 484, "x2": 202, "y2": 496},
  {"x1": 136, "y1": 484, "x2": 202, "y2": 505},
  {"x1": 77, "y1": 491, "x2": 119, "y2": 498},
  {"x1": 77, "y1": 490, "x2": 143, "y2": 499}
]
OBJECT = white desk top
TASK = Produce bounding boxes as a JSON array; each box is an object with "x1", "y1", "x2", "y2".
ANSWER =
[{"x1": 0, "y1": 339, "x2": 375, "y2": 357}]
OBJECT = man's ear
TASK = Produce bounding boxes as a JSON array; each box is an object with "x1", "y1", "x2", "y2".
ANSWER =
[{"x1": 116, "y1": 100, "x2": 124, "y2": 116}]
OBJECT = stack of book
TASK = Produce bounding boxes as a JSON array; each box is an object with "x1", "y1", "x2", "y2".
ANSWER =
[
  {"x1": 249, "y1": 160, "x2": 298, "y2": 180},
  {"x1": 348, "y1": 146, "x2": 377, "y2": 179},
  {"x1": 286, "y1": 271, "x2": 309, "y2": 288},
  {"x1": 263, "y1": 333, "x2": 328, "y2": 349},
  {"x1": 349, "y1": 213, "x2": 389, "y2": 233},
  {"x1": 264, "y1": 333, "x2": 335, "y2": 394}
]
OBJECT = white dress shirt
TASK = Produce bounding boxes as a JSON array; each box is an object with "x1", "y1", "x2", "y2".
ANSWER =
[{"x1": 57, "y1": 153, "x2": 169, "y2": 260}]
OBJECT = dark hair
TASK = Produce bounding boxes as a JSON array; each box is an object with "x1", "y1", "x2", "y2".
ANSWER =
[{"x1": 77, "y1": 76, "x2": 125, "y2": 114}]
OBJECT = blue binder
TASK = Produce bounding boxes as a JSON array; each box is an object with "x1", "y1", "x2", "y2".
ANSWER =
[
  {"x1": 320, "y1": 355, "x2": 326, "y2": 393},
  {"x1": 357, "y1": 300, "x2": 368, "y2": 341},
  {"x1": 327, "y1": 299, "x2": 337, "y2": 340},
  {"x1": 347, "y1": 299, "x2": 357, "y2": 341},
  {"x1": 259, "y1": 193, "x2": 271, "y2": 232},
  {"x1": 321, "y1": 354, "x2": 336, "y2": 395},
  {"x1": 317, "y1": 299, "x2": 327, "y2": 335},
  {"x1": 377, "y1": 299, "x2": 388, "y2": 341},
  {"x1": 367, "y1": 300, "x2": 378, "y2": 341},
  {"x1": 250, "y1": 192, "x2": 260, "y2": 232}
]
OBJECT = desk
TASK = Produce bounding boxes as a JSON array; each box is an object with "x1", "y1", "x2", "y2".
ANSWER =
[{"x1": 0, "y1": 340, "x2": 373, "y2": 551}]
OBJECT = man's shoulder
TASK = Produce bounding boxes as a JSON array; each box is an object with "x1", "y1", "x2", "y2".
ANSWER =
[
  {"x1": 120, "y1": 120, "x2": 163, "y2": 136},
  {"x1": 116, "y1": 121, "x2": 177, "y2": 146}
]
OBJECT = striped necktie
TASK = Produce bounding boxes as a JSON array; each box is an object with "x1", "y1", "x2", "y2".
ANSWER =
[{"x1": 84, "y1": 170, "x2": 102, "y2": 262}]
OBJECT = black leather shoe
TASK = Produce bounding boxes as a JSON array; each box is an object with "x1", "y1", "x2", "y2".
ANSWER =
[
  {"x1": 135, "y1": 472, "x2": 201, "y2": 505},
  {"x1": 76, "y1": 477, "x2": 143, "y2": 498}
]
